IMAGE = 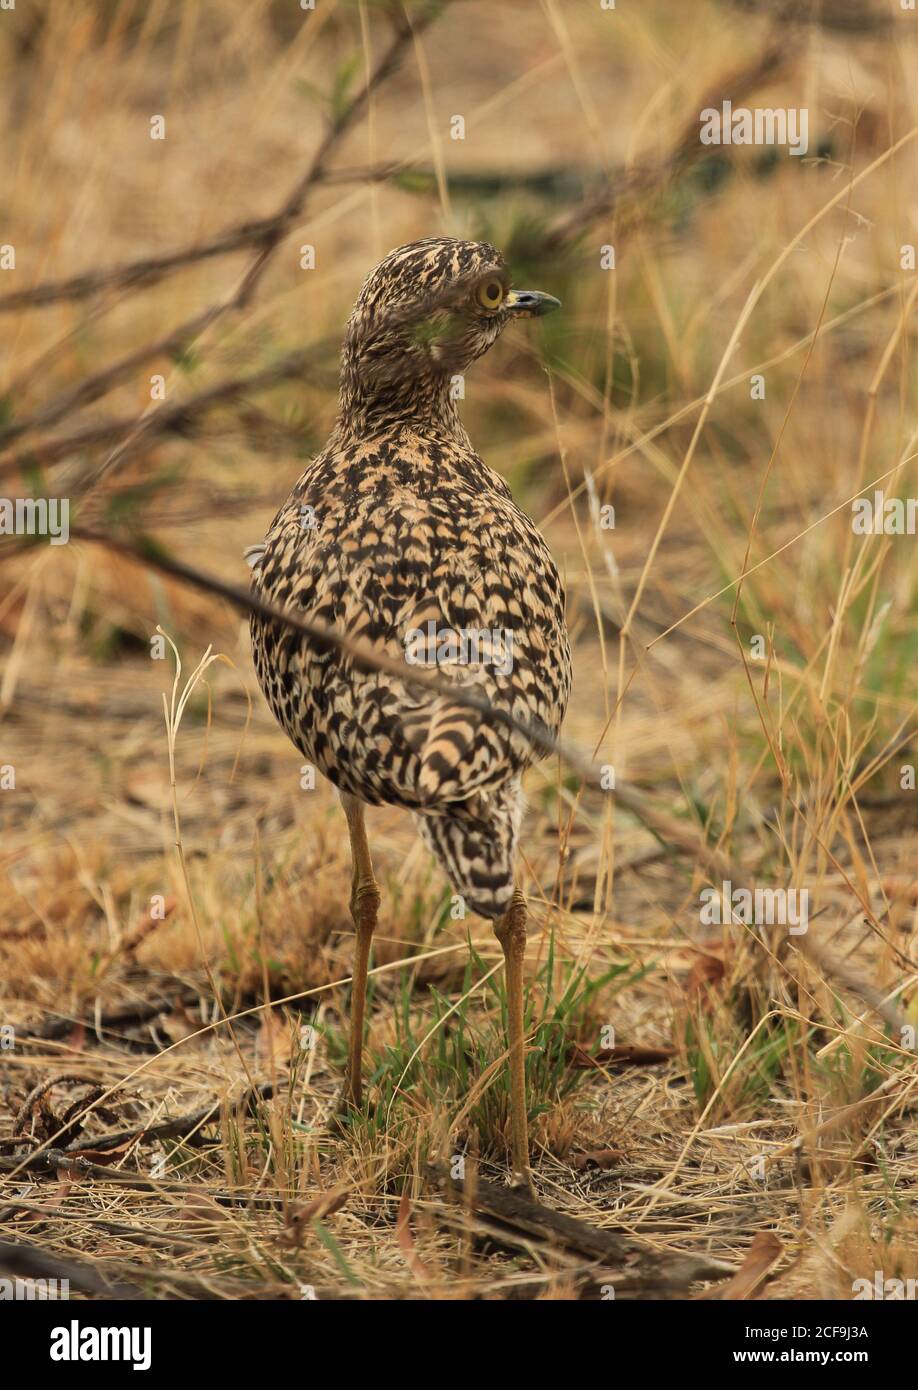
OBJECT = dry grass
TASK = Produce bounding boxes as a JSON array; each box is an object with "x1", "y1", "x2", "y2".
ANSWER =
[{"x1": 1, "y1": 0, "x2": 916, "y2": 1301}]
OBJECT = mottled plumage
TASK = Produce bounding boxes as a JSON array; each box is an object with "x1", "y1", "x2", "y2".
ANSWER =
[
  {"x1": 250, "y1": 237, "x2": 570, "y2": 919},
  {"x1": 249, "y1": 237, "x2": 568, "y2": 1186}
]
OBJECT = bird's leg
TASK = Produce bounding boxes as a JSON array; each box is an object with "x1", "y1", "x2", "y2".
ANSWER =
[
  {"x1": 339, "y1": 793, "x2": 380, "y2": 1110},
  {"x1": 493, "y1": 888, "x2": 533, "y2": 1195}
]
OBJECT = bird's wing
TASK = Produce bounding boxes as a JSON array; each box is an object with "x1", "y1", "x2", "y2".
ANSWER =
[{"x1": 250, "y1": 453, "x2": 570, "y2": 808}]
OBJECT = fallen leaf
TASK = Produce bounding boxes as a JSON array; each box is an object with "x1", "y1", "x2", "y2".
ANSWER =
[
  {"x1": 282, "y1": 1185, "x2": 350, "y2": 1245},
  {"x1": 718, "y1": 1232, "x2": 783, "y2": 1300},
  {"x1": 686, "y1": 952, "x2": 726, "y2": 1003},
  {"x1": 571, "y1": 1149, "x2": 626, "y2": 1171},
  {"x1": 179, "y1": 1191, "x2": 231, "y2": 1238},
  {"x1": 64, "y1": 1137, "x2": 139, "y2": 1164}
]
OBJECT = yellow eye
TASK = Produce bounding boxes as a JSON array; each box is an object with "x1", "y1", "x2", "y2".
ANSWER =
[{"x1": 476, "y1": 279, "x2": 505, "y2": 311}]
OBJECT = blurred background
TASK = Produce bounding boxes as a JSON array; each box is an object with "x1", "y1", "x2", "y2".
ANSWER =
[{"x1": 0, "y1": 0, "x2": 916, "y2": 1300}]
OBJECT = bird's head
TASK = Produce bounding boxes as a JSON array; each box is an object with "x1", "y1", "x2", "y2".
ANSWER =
[{"x1": 337, "y1": 237, "x2": 560, "y2": 435}]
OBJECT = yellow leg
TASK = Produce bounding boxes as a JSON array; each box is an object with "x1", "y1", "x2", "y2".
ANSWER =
[
  {"x1": 339, "y1": 793, "x2": 380, "y2": 1109},
  {"x1": 493, "y1": 889, "x2": 533, "y2": 1195}
]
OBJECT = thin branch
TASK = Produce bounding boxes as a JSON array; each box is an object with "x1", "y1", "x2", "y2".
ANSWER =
[
  {"x1": 0, "y1": 216, "x2": 279, "y2": 318},
  {"x1": 541, "y1": 34, "x2": 789, "y2": 250},
  {"x1": 53, "y1": 523, "x2": 742, "y2": 882},
  {"x1": 426, "y1": 1163, "x2": 734, "y2": 1289},
  {"x1": 0, "y1": 2, "x2": 442, "y2": 456},
  {"x1": 61, "y1": 1082, "x2": 276, "y2": 1154},
  {"x1": 0, "y1": 341, "x2": 336, "y2": 481},
  {"x1": 0, "y1": 163, "x2": 413, "y2": 319}
]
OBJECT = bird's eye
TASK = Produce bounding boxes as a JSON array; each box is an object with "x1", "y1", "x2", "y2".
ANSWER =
[{"x1": 476, "y1": 280, "x2": 505, "y2": 311}]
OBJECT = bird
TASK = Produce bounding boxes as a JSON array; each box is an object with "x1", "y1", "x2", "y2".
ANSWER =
[{"x1": 248, "y1": 236, "x2": 570, "y2": 1191}]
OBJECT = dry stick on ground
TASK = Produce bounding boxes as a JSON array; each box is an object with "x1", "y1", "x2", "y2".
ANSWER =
[
  {"x1": 6, "y1": 1080, "x2": 275, "y2": 1160},
  {"x1": 0, "y1": 1238, "x2": 311, "y2": 1300},
  {"x1": 0, "y1": 1148, "x2": 199, "y2": 1191},
  {"x1": 427, "y1": 1163, "x2": 734, "y2": 1292},
  {"x1": 0, "y1": 1144, "x2": 288, "y2": 1208},
  {"x1": 0, "y1": 1239, "x2": 145, "y2": 1300},
  {"x1": 57, "y1": 1082, "x2": 277, "y2": 1155},
  {"x1": 0, "y1": 1202, "x2": 207, "y2": 1255},
  {"x1": 11, "y1": 1076, "x2": 117, "y2": 1149},
  {"x1": 17, "y1": 994, "x2": 201, "y2": 1043}
]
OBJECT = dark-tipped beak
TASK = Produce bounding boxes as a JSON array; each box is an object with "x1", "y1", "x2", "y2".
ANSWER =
[{"x1": 505, "y1": 289, "x2": 561, "y2": 318}]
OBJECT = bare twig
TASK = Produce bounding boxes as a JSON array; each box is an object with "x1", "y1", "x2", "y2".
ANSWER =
[
  {"x1": 0, "y1": 1238, "x2": 318, "y2": 1299},
  {"x1": 0, "y1": 214, "x2": 286, "y2": 318},
  {"x1": 17, "y1": 995, "x2": 197, "y2": 1043},
  {"x1": 0, "y1": 1239, "x2": 143, "y2": 1300},
  {"x1": 427, "y1": 1163, "x2": 735, "y2": 1292},
  {"x1": 541, "y1": 34, "x2": 790, "y2": 250},
  {"x1": 61, "y1": 1082, "x2": 276, "y2": 1154},
  {"x1": 58, "y1": 521, "x2": 732, "y2": 888},
  {"x1": 0, "y1": 2, "x2": 442, "y2": 459},
  {"x1": 0, "y1": 341, "x2": 336, "y2": 481},
  {"x1": 0, "y1": 165, "x2": 409, "y2": 318}
]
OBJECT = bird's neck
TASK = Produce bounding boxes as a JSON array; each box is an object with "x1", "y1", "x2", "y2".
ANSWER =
[{"x1": 335, "y1": 358, "x2": 468, "y2": 443}]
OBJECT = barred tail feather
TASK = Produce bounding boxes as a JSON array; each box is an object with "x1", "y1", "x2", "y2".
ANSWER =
[{"x1": 414, "y1": 781, "x2": 524, "y2": 919}]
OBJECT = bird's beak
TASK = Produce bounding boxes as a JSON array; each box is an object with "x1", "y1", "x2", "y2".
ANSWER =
[{"x1": 504, "y1": 289, "x2": 561, "y2": 318}]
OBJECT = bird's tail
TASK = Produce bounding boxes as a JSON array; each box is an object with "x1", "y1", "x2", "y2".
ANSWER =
[
  {"x1": 413, "y1": 780, "x2": 524, "y2": 920},
  {"x1": 402, "y1": 666, "x2": 525, "y2": 807},
  {"x1": 415, "y1": 696, "x2": 489, "y2": 802}
]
